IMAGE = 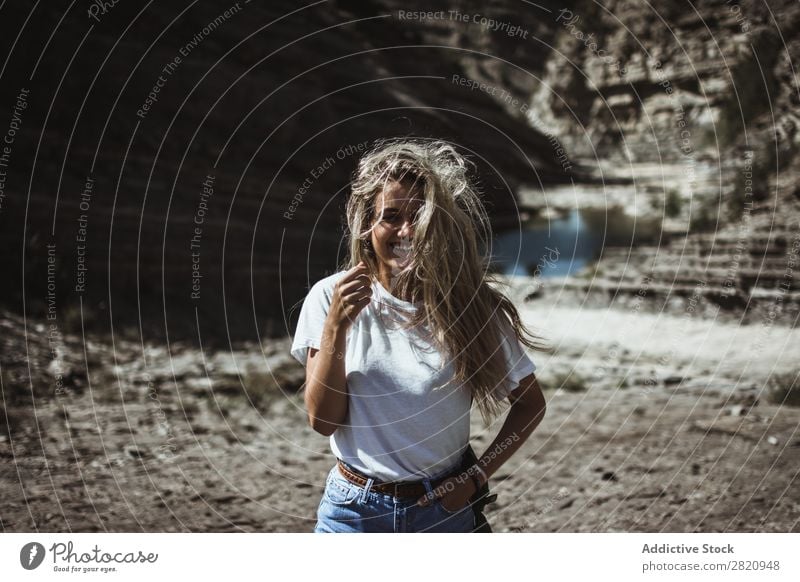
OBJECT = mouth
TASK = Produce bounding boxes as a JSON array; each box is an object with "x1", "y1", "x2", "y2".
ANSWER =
[
  {"x1": 389, "y1": 241, "x2": 412, "y2": 252},
  {"x1": 389, "y1": 241, "x2": 413, "y2": 261}
]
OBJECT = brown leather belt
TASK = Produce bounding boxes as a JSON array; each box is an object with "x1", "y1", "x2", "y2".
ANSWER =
[{"x1": 336, "y1": 459, "x2": 459, "y2": 499}]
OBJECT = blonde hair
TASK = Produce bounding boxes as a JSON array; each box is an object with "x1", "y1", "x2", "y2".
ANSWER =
[{"x1": 343, "y1": 138, "x2": 550, "y2": 423}]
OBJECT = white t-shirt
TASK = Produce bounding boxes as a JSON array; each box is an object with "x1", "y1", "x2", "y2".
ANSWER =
[{"x1": 290, "y1": 270, "x2": 536, "y2": 482}]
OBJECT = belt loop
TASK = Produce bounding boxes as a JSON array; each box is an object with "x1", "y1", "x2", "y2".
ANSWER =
[
  {"x1": 359, "y1": 477, "x2": 374, "y2": 503},
  {"x1": 422, "y1": 476, "x2": 434, "y2": 499}
]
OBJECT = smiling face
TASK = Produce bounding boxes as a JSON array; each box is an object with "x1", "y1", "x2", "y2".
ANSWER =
[{"x1": 369, "y1": 179, "x2": 424, "y2": 294}]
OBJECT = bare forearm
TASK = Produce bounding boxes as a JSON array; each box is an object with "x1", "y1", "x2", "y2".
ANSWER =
[
  {"x1": 304, "y1": 318, "x2": 349, "y2": 434},
  {"x1": 475, "y1": 400, "x2": 545, "y2": 481}
]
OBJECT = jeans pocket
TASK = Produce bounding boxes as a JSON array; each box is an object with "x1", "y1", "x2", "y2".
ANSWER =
[{"x1": 322, "y1": 468, "x2": 361, "y2": 506}]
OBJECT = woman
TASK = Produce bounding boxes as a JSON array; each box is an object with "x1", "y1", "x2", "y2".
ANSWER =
[{"x1": 291, "y1": 138, "x2": 548, "y2": 533}]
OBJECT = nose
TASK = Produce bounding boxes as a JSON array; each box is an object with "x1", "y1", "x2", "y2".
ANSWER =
[{"x1": 397, "y1": 218, "x2": 414, "y2": 239}]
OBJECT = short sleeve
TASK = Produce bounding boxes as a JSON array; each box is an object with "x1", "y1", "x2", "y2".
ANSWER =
[
  {"x1": 493, "y1": 314, "x2": 537, "y2": 400},
  {"x1": 290, "y1": 278, "x2": 333, "y2": 367}
]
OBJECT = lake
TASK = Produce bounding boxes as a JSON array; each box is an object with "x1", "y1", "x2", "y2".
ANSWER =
[{"x1": 490, "y1": 208, "x2": 603, "y2": 277}]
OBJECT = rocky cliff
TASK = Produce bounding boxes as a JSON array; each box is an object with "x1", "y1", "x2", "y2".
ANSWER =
[
  {"x1": 518, "y1": 0, "x2": 800, "y2": 324},
  {"x1": 0, "y1": 0, "x2": 572, "y2": 343},
  {"x1": 1, "y1": 0, "x2": 797, "y2": 347}
]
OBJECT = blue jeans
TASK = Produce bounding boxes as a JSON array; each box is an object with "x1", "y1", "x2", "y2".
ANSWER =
[{"x1": 314, "y1": 464, "x2": 476, "y2": 533}]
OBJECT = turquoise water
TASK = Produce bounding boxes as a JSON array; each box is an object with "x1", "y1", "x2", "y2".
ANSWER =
[{"x1": 490, "y1": 209, "x2": 601, "y2": 277}]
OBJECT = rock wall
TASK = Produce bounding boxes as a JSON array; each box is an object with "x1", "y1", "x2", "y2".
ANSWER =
[
  {"x1": 0, "y1": 0, "x2": 570, "y2": 343},
  {"x1": 2, "y1": 0, "x2": 797, "y2": 344},
  {"x1": 520, "y1": 0, "x2": 800, "y2": 323}
]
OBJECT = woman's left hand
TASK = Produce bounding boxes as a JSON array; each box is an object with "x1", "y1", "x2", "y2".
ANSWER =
[{"x1": 415, "y1": 473, "x2": 476, "y2": 512}]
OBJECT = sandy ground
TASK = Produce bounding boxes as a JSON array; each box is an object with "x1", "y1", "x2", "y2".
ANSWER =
[
  {"x1": 1, "y1": 292, "x2": 799, "y2": 532},
  {"x1": 525, "y1": 296, "x2": 800, "y2": 386}
]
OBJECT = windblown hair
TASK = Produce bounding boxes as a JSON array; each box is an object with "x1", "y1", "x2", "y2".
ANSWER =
[{"x1": 344, "y1": 138, "x2": 551, "y2": 424}]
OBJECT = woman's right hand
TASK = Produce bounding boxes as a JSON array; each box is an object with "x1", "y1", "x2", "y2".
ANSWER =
[
  {"x1": 326, "y1": 261, "x2": 372, "y2": 331},
  {"x1": 306, "y1": 263, "x2": 370, "y2": 435}
]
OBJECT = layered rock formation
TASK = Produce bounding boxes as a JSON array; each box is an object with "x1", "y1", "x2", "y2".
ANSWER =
[
  {"x1": 1, "y1": 0, "x2": 797, "y2": 346},
  {"x1": 0, "y1": 0, "x2": 571, "y2": 343},
  {"x1": 519, "y1": 0, "x2": 800, "y2": 324}
]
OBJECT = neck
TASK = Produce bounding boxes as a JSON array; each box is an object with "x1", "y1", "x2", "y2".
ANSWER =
[{"x1": 378, "y1": 267, "x2": 415, "y2": 302}]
